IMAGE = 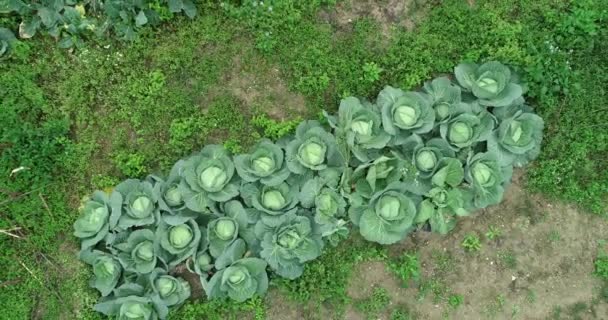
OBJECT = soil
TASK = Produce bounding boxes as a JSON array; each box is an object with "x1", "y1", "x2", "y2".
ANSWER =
[
  {"x1": 319, "y1": 0, "x2": 430, "y2": 38},
  {"x1": 266, "y1": 170, "x2": 608, "y2": 319},
  {"x1": 201, "y1": 53, "x2": 309, "y2": 121}
]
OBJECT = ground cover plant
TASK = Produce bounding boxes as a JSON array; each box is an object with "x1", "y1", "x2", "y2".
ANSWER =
[
  {"x1": 72, "y1": 60, "x2": 544, "y2": 318},
  {"x1": 1, "y1": 0, "x2": 607, "y2": 319}
]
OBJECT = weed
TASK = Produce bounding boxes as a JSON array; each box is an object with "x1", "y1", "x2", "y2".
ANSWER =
[
  {"x1": 525, "y1": 289, "x2": 537, "y2": 304},
  {"x1": 485, "y1": 226, "x2": 502, "y2": 240},
  {"x1": 251, "y1": 114, "x2": 301, "y2": 140},
  {"x1": 432, "y1": 251, "x2": 456, "y2": 275},
  {"x1": 448, "y1": 294, "x2": 464, "y2": 309},
  {"x1": 388, "y1": 252, "x2": 421, "y2": 287},
  {"x1": 390, "y1": 307, "x2": 414, "y2": 320},
  {"x1": 462, "y1": 234, "x2": 482, "y2": 252},
  {"x1": 361, "y1": 62, "x2": 383, "y2": 83},
  {"x1": 593, "y1": 255, "x2": 608, "y2": 280},
  {"x1": 548, "y1": 230, "x2": 562, "y2": 243},
  {"x1": 498, "y1": 250, "x2": 518, "y2": 269},
  {"x1": 356, "y1": 286, "x2": 391, "y2": 320}
]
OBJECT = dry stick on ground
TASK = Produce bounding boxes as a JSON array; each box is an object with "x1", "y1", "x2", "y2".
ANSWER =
[
  {"x1": 0, "y1": 184, "x2": 51, "y2": 207},
  {"x1": 0, "y1": 278, "x2": 22, "y2": 288},
  {"x1": 38, "y1": 193, "x2": 56, "y2": 222},
  {"x1": 0, "y1": 227, "x2": 22, "y2": 239}
]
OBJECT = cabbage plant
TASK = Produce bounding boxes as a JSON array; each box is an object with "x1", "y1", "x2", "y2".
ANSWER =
[
  {"x1": 73, "y1": 190, "x2": 121, "y2": 250},
  {"x1": 157, "y1": 219, "x2": 201, "y2": 267},
  {"x1": 285, "y1": 120, "x2": 344, "y2": 185},
  {"x1": 324, "y1": 97, "x2": 390, "y2": 162},
  {"x1": 204, "y1": 257, "x2": 269, "y2": 302},
  {"x1": 465, "y1": 152, "x2": 512, "y2": 208},
  {"x1": 146, "y1": 268, "x2": 190, "y2": 315},
  {"x1": 79, "y1": 249, "x2": 122, "y2": 296},
  {"x1": 378, "y1": 86, "x2": 435, "y2": 143},
  {"x1": 148, "y1": 161, "x2": 197, "y2": 226},
  {"x1": 255, "y1": 213, "x2": 323, "y2": 279},
  {"x1": 400, "y1": 134, "x2": 455, "y2": 187},
  {"x1": 115, "y1": 179, "x2": 160, "y2": 229},
  {"x1": 208, "y1": 212, "x2": 246, "y2": 258},
  {"x1": 488, "y1": 103, "x2": 544, "y2": 167},
  {"x1": 423, "y1": 77, "x2": 462, "y2": 125},
  {"x1": 94, "y1": 283, "x2": 160, "y2": 320},
  {"x1": 234, "y1": 139, "x2": 291, "y2": 186},
  {"x1": 180, "y1": 145, "x2": 240, "y2": 212},
  {"x1": 454, "y1": 61, "x2": 523, "y2": 107},
  {"x1": 114, "y1": 229, "x2": 160, "y2": 274},
  {"x1": 439, "y1": 105, "x2": 495, "y2": 150},
  {"x1": 242, "y1": 181, "x2": 299, "y2": 227},
  {"x1": 349, "y1": 183, "x2": 418, "y2": 244}
]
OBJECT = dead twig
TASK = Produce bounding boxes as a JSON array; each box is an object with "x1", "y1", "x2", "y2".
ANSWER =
[
  {"x1": 0, "y1": 278, "x2": 22, "y2": 288},
  {"x1": 0, "y1": 184, "x2": 51, "y2": 208},
  {"x1": 0, "y1": 227, "x2": 22, "y2": 239},
  {"x1": 38, "y1": 193, "x2": 55, "y2": 221}
]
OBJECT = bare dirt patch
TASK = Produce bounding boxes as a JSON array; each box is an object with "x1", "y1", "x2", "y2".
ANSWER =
[
  {"x1": 201, "y1": 53, "x2": 309, "y2": 121},
  {"x1": 319, "y1": 0, "x2": 430, "y2": 38},
  {"x1": 346, "y1": 171, "x2": 608, "y2": 319}
]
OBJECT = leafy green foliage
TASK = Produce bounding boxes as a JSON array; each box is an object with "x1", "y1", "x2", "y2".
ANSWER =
[
  {"x1": 461, "y1": 234, "x2": 482, "y2": 252},
  {"x1": 355, "y1": 286, "x2": 391, "y2": 320},
  {"x1": 594, "y1": 255, "x2": 608, "y2": 280},
  {"x1": 388, "y1": 252, "x2": 421, "y2": 287},
  {"x1": 0, "y1": 0, "x2": 198, "y2": 48}
]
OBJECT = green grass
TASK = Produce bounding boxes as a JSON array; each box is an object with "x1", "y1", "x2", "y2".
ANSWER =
[{"x1": 1, "y1": 0, "x2": 607, "y2": 318}]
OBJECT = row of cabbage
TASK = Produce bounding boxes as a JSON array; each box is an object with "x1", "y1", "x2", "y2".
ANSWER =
[
  {"x1": 0, "y1": 0, "x2": 198, "y2": 55},
  {"x1": 73, "y1": 61, "x2": 544, "y2": 319}
]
